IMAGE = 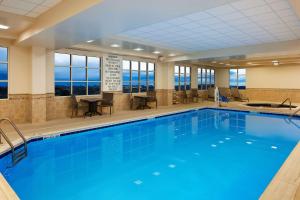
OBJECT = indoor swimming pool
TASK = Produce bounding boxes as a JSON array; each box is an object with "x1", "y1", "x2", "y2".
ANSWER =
[{"x1": 0, "y1": 108, "x2": 300, "y2": 200}]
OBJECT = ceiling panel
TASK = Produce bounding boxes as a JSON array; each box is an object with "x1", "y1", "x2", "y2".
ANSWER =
[
  {"x1": 117, "y1": 0, "x2": 300, "y2": 52},
  {"x1": 0, "y1": 0, "x2": 61, "y2": 18}
]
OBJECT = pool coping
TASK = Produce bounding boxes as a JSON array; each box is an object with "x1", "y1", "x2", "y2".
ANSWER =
[{"x1": 0, "y1": 105, "x2": 300, "y2": 200}]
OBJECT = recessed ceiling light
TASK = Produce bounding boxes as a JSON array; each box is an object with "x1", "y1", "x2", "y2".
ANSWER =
[
  {"x1": 134, "y1": 48, "x2": 144, "y2": 51},
  {"x1": 153, "y1": 51, "x2": 161, "y2": 54},
  {"x1": 219, "y1": 62, "x2": 224, "y2": 65},
  {"x1": 0, "y1": 24, "x2": 9, "y2": 30},
  {"x1": 226, "y1": 64, "x2": 231, "y2": 66},
  {"x1": 272, "y1": 60, "x2": 279, "y2": 66},
  {"x1": 211, "y1": 61, "x2": 217, "y2": 64},
  {"x1": 247, "y1": 62, "x2": 253, "y2": 65},
  {"x1": 110, "y1": 44, "x2": 120, "y2": 48},
  {"x1": 169, "y1": 53, "x2": 176, "y2": 57},
  {"x1": 86, "y1": 40, "x2": 94, "y2": 43}
]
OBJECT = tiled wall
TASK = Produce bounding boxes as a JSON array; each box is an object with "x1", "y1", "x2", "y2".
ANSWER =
[{"x1": 240, "y1": 89, "x2": 300, "y2": 103}]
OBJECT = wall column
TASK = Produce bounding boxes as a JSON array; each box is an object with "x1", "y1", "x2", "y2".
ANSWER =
[
  {"x1": 191, "y1": 66, "x2": 198, "y2": 89},
  {"x1": 155, "y1": 61, "x2": 174, "y2": 106},
  {"x1": 30, "y1": 47, "x2": 47, "y2": 123}
]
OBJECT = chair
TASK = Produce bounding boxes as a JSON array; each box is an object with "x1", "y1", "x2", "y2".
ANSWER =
[
  {"x1": 71, "y1": 95, "x2": 87, "y2": 118},
  {"x1": 100, "y1": 92, "x2": 114, "y2": 115},
  {"x1": 182, "y1": 90, "x2": 192, "y2": 104},
  {"x1": 190, "y1": 89, "x2": 202, "y2": 102},
  {"x1": 130, "y1": 94, "x2": 144, "y2": 110},
  {"x1": 146, "y1": 90, "x2": 158, "y2": 108},
  {"x1": 218, "y1": 88, "x2": 232, "y2": 103},
  {"x1": 207, "y1": 87, "x2": 215, "y2": 101},
  {"x1": 231, "y1": 87, "x2": 249, "y2": 102}
]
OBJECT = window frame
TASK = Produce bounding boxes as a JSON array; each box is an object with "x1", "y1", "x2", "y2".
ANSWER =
[
  {"x1": 54, "y1": 53, "x2": 101, "y2": 96},
  {"x1": 0, "y1": 46, "x2": 9, "y2": 100},
  {"x1": 122, "y1": 60, "x2": 155, "y2": 93},
  {"x1": 197, "y1": 67, "x2": 215, "y2": 90},
  {"x1": 174, "y1": 65, "x2": 191, "y2": 91},
  {"x1": 229, "y1": 68, "x2": 246, "y2": 89}
]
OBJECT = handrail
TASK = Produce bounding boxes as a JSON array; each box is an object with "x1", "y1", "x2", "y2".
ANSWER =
[
  {"x1": 0, "y1": 118, "x2": 27, "y2": 166},
  {"x1": 278, "y1": 98, "x2": 292, "y2": 110},
  {"x1": 0, "y1": 118, "x2": 27, "y2": 147},
  {"x1": 290, "y1": 107, "x2": 300, "y2": 118}
]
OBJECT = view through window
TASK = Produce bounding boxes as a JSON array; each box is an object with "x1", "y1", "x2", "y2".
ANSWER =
[
  {"x1": 229, "y1": 69, "x2": 246, "y2": 89},
  {"x1": 0, "y1": 47, "x2": 8, "y2": 99},
  {"x1": 122, "y1": 60, "x2": 155, "y2": 93},
  {"x1": 174, "y1": 65, "x2": 191, "y2": 91},
  {"x1": 55, "y1": 53, "x2": 101, "y2": 96},
  {"x1": 197, "y1": 68, "x2": 215, "y2": 90}
]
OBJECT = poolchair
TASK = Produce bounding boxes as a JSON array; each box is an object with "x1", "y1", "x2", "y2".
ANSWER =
[
  {"x1": 182, "y1": 90, "x2": 191, "y2": 104},
  {"x1": 146, "y1": 90, "x2": 158, "y2": 109},
  {"x1": 218, "y1": 88, "x2": 232, "y2": 103},
  {"x1": 207, "y1": 87, "x2": 215, "y2": 101},
  {"x1": 190, "y1": 89, "x2": 202, "y2": 102},
  {"x1": 100, "y1": 92, "x2": 114, "y2": 115},
  {"x1": 230, "y1": 88, "x2": 249, "y2": 102},
  {"x1": 71, "y1": 95, "x2": 87, "y2": 118},
  {"x1": 130, "y1": 94, "x2": 144, "y2": 110}
]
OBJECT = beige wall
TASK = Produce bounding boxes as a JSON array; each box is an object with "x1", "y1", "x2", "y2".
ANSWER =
[
  {"x1": 9, "y1": 46, "x2": 32, "y2": 95},
  {"x1": 247, "y1": 65, "x2": 300, "y2": 89},
  {"x1": 215, "y1": 68, "x2": 229, "y2": 88},
  {"x1": 215, "y1": 65, "x2": 300, "y2": 89}
]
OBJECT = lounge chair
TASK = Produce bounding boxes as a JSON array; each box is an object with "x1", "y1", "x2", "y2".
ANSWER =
[
  {"x1": 218, "y1": 88, "x2": 232, "y2": 103},
  {"x1": 207, "y1": 87, "x2": 215, "y2": 101},
  {"x1": 191, "y1": 89, "x2": 202, "y2": 102},
  {"x1": 146, "y1": 90, "x2": 158, "y2": 108},
  {"x1": 230, "y1": 88, "x2": 249, "y2": 102},
  {"x1": 182, "y1": 90, "x2": 191, "y2": 104},
  {"x1": 71, "y1": 95, "x2": 87, "y2": 118},
  {"x1": 100, "y1": 92, "x2": 114, "y2": 115}
]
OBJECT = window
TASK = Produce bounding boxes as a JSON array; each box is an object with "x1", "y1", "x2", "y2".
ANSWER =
[
  {"x1": 0, "y1": 47, "x2": 8, "y2": 99},
  {"x1": 55, "y1": 53, "x2": 101, "y2": 96},
  {"x1": 230, "y1": 69, "x2": 246, "y2": 89},
  {"x1": 122, "y1": 60, "x2": 155, "y2": 93},
  {"x1": 174, "y1": 65, "x2": 191, "y2": 91},
  {"x1": 197, "y1": 68, "x2": 215, "y2": 90}
]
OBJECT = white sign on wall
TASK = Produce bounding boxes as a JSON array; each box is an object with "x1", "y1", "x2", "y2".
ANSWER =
[{"x1": 103, "y1": 54, "x2": 123, "y2": 92}]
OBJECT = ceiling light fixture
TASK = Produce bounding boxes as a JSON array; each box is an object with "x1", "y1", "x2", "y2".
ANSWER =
[
  {"x1": 219, "y1": 62, "x2": 224, "y2": 65},
  {"x1": 153, "y1": 51, "x2": 161, "y2": 54},
  {"x1": 110, "y1": 44, "x2": 120, "y2": 48},
  {"x1": 86, "y1": 40, "x2": 94, "y2": 43},
  {"x1": 272, "y1": 60, "x2": 279, "y2": 66},
  {"x1": 211, "y1": 61, "x2": 217, "y2": 64},
  {"x1": 0, "y1": 24, "x2": 9, "y2": 30},
  {"x1": 169, "y1": 53, "x2": 176, "y2": 57},
  {"x1": 134, "y1": 48, "x2": 144, "y2": 51}
]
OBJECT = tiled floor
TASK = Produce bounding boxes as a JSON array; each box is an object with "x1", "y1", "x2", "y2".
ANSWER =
[{"x1": 0, "y1": 100, "x2": 300, "y2": 200}]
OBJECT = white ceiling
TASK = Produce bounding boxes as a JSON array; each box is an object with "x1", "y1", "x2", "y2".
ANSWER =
[
  {"x1": 0, "y1": 0, "x2": 61, "y2": 17},
  {"x1": 117, "y1": 0, "x2": 300, "y2": 52}
]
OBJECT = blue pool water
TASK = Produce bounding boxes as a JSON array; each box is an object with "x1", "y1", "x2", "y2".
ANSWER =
[{"x1": 1, "y1": 108, "x2": 300, "y2": 200}]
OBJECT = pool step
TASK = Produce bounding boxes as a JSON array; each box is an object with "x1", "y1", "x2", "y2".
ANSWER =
[{"x1": 13, "y1": 148, "x2": 27, "y2": 165}]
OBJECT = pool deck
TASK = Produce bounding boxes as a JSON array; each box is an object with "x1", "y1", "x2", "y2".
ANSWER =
[{"x1": 0, "y1": 100, "x2": 300, "y2": 200}]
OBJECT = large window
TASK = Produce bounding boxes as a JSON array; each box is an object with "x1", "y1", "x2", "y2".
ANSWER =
[
  {"x1": 230, "y1": 69, "x2": 246, "y2": 89},
  {"x1": 174, "y1": 65, "x2": 191, "y2": 91},
  {"x1": 55, "y1": 53, "x2": 101, "y2": 96},
  {"x1": 122, "y1": 60, "x2": 155, "y2": 93},
  {"x1": 0, "y1": 47, "x2": 8, "y2": 99},
  {"x1": 197, "y1": 68, "x2": 215, "y2": 90}
]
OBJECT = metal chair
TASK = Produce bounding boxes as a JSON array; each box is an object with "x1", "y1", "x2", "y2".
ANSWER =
[
  {"x1": 100, "y1": 92, "x2": 114, "y2": 115},
  {"x1": 146, "y1": 90, "x2": 158, "y2": 108},
  {"x1": 71, "y1": 95, "x2": 87, "y2": 118}
]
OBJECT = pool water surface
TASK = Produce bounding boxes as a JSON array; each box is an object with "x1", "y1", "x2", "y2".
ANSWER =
[{"x1": 1, "y1": 108, "x2": 300, "y2": 200}]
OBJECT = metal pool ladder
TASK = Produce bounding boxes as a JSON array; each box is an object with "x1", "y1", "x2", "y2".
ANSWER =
[
  {"x1": 290, "y1": 107, "x2": 300, "y2": 118},
  {"x1": 0, "y1": 118, "x2": 27, "y2": 166},
  {"x1": 278, "y1": 98, "x2": 292, "y2": 110}
]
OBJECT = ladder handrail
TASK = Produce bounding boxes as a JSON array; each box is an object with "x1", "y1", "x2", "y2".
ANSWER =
[
  {"x1": 290, "y1": 107, "x2": 300, "y2": 118},
  {"x1": 0, "y1": 118, "x2": 27, "y2": 166},
  {"x1": 0, "y1": 118, "x2": 27, "y2": 146},
  {"x1": 278, "y1": 98, "x2": 292, "y2": 110}
]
